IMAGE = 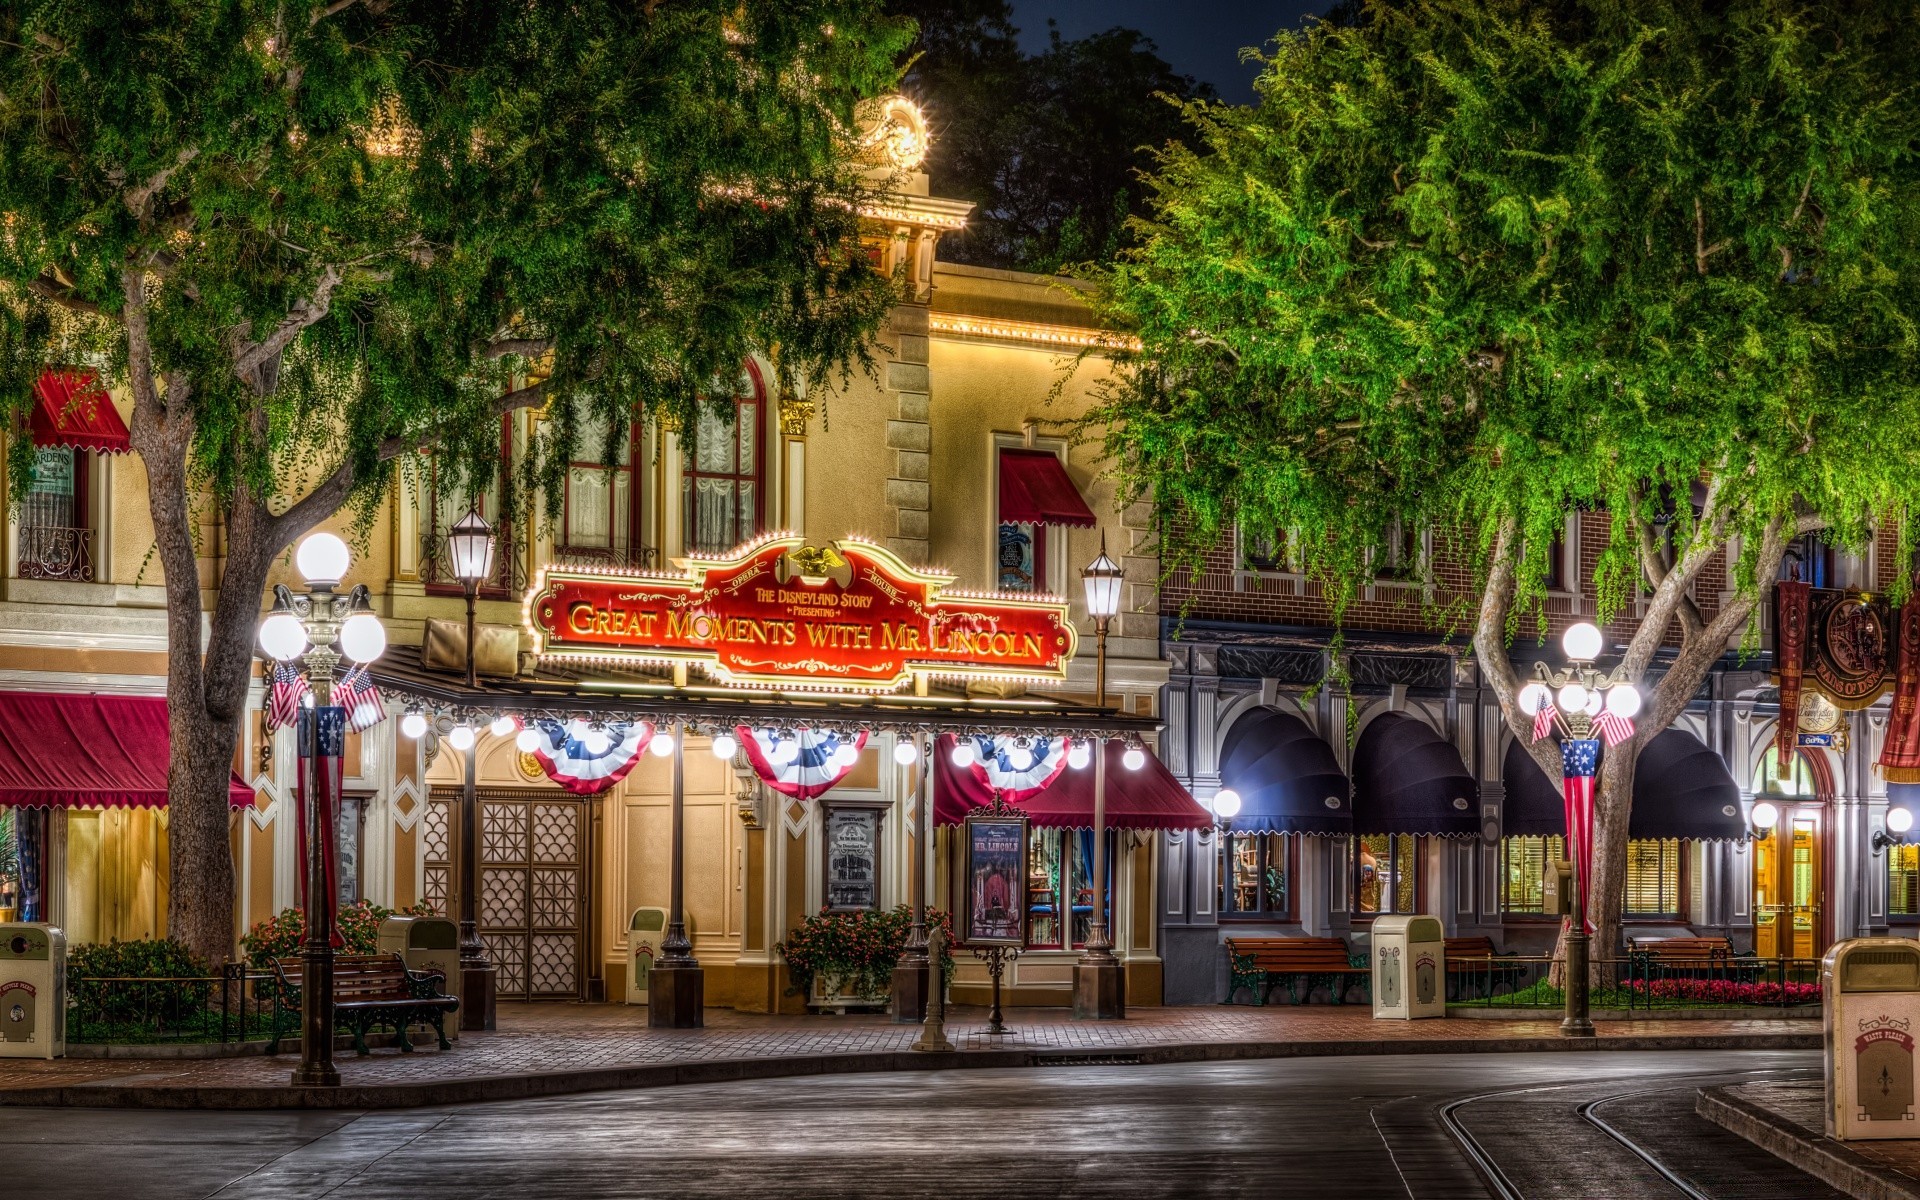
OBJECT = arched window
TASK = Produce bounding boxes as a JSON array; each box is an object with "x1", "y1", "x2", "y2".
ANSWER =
[{"x1": 683, "y1": 366, "x2": 765, "y2": 553}]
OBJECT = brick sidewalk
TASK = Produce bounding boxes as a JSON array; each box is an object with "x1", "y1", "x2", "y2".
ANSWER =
[{"x1": 0, "y1": 1002, "x2": 1817, "y2": 1106}]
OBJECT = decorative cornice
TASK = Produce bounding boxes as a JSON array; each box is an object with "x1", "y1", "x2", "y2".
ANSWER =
[{"x1": 929, "y1": 313, "x2": 1138, "y2": 352}]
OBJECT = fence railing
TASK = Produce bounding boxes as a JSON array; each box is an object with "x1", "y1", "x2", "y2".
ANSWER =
[
  {"x1": 66, "y1": 962, "x2": 294, "y2": 1045},
  {"x1": 1448, "y1": 953, "x2": 1823, "y2": 1011}
]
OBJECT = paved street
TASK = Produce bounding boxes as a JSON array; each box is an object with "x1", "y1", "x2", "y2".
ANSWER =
[{"x1": 2, "y1": 1050, "x2": 1832, "y2": 1199}]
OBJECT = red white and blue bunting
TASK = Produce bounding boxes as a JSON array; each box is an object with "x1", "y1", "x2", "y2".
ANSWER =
[
  {"x1": 967, "y1": 734, "x2": 1072, "y2": 802},
  {"x1": 738, "y1": 727, "x2": 868, "y2": 800},
  {"x1": 523, "y1": 719, "x2": 651, "y2": 796}
]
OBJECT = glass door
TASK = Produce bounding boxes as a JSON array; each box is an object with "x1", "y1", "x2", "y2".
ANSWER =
[{"x1": 1754, "y1": 804, "x2": 1823, "y2": 961}]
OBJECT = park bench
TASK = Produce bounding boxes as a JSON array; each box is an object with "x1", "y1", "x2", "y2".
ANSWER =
[
  {"x1": 1444, "y1": 936, "x2": 1524, "y2": 999},
  {"x1": 1629, "y1": 936, "x2": 1760, "y2": 982},
  {"x1": 1226, "y1": 936, "x2": 1368, "y2": 1005},
  {"x1": 269, "y1": 952, "x2": 459, "y2": 1055}
]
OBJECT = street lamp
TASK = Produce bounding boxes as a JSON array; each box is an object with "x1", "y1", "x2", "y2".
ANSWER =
[
  {"x1": 1213, "y1": 789, "x2": 1242, "y2": 914},
  {"x1": 1874, "y1": 805, "x2": 1914, "y2": 854},
  {"x1": 1076, "y1": 535, "x2": 1125, "y2": 1020},
  {"x1": 445, "y1": 507, "x2": 498, "y2": 1030},
  {"x1": 258, "y1": 531, "x2": 386, "y2": 1087},
  {"x1": 1515, "y1": 620, "x2": 1639, "y2": 1040}
]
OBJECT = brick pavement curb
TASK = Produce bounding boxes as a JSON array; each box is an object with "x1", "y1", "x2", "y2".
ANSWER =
[
  {"x1": 0, "y1": 1031, "x2": 1820, "y2": 1111},
  {"x1": 1696, "y1": 1083, "x2": 1920, "y2": 1200}
]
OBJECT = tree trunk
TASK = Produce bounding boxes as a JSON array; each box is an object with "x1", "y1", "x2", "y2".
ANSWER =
[{"x1": 1587, "y1": 743, "x2": 1639, "y2": 987}]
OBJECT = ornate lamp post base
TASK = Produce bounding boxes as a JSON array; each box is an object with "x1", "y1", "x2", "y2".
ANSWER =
[
  {"x1": 648, "y1": 964, "x2": 705, "y2": 1028},
  {"x1": 459, "y1": 959, "x2": 497, "y2": 1032},
  {"x1": 1072, "y1": 959, "x2": 1126, "y2": 1020}
]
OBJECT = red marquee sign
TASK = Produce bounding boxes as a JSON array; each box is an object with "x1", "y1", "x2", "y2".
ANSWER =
[{"x1": 524, "y1": 533, "x2": 1078, "y2": 691}]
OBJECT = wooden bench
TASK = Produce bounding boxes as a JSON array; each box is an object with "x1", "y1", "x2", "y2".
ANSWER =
[
  {"x1": 1630, "y1": 936, "x2": 1760, "y2": 981},
  {"x1": 269, "y1": 952, "x2": 459, "y2": 1055},
  {"x1": 1226, "y1": 936, "x2": 1368, "y2": 1005},
  {"x1": 1444, "y1": 936, "x2": 1525, "y2": 998}
]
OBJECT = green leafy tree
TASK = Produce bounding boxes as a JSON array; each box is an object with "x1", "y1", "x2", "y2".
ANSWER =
[
  {"x1": 0, "y1": 0, "x2": 910, "y2": 967},
  {"x1": 1090, "y1": 0, "x2": 1920, "y2": 961},
  {"x1": 892, "y1": 1, "x2": 1211, "y2": 271}
]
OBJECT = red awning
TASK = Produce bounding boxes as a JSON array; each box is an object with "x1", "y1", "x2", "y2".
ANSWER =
[
  {"x1": 29, "y1": 368, "x2": 132, "y2": 454},
  {"x1": 0, "y1": 693, "x2": 253, "y2": 809},
  {"x1": 999, "y1": 448, "x2": 1097, "y2": 528},
  {"x1": 934, "y1": 734, "x2": 1210, "y2": 830}
]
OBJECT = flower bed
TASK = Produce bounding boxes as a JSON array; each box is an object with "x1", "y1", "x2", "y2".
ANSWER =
[
  {"x1": 776, "y1": 905, "x2": 956, "y2": 1004},
  {"x1": 240, "y1": 900, "x2": 429, "y2": 968},
  {"x1": 1624, "y1": 977, "x2": 1821, "y2": 1006}
]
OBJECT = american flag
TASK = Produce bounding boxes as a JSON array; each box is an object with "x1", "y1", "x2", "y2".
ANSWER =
[
  {"x1": 1532, "y1": 701, "x2": 1558, "y2": 743},
  {"x1": 1561, "y1": 738, "x2": 1600, "y2": 933},
  {"x1": 1592, "y1": 709, "x2": 1635, "y2": 748},
  {"x1": 264, "y1": 661, "x2": 309, "y2": 733},
  {"x1": 336, "y1": 664, "x2": 386, "y2": 732}
]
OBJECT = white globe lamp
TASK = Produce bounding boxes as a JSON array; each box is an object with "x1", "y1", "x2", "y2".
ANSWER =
[
  {"x1": 447, "y1": 723, "x2": 475, "y2": 752},
  {"x1": 1213, "y1": 788, "x2": 1242, "y2": 820},
  {"x1": 295, "y1": 532, "x2": 351, "y2": 588},
  {"x1": 258, "y1": 612, "x2": 308, "y2": 661},
  {"x1": 338, "y1": 612, "x2": 387, "y2": 663},
  {"x1": 711, "y1": 732, "x2": 739, "y2": 760},
  {"x1": 1562, "y1": 621, "x2": 1603, "y2": 663},
  {"x1": 1604, "y1": 684, "x2": 1642, "y2": 718},
  {"x1": 893, "y1": 738, "x2": 919, "y2": 766}
]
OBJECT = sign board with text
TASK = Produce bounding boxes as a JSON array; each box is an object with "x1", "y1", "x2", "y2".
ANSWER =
[{"x1": 525, "y1": 533, "x2": 1077, "y2": 692}]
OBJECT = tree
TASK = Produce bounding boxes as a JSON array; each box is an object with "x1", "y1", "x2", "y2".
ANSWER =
[
  {"x1": 0, "y1": 0, "x2": 910, "y2": 967},
  {"x1": 890, "y1": 1, "x2": 1212, "y2": 272},
  {"x1": 1088, "y1": 0, "x2": 1920, "y2": 964}
]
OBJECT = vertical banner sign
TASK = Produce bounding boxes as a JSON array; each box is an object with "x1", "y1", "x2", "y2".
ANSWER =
[
  {"x1": 1561, "y1": 739, "x2": 1599, "y2": 934},
  {"x1": 963, "y1": 814, "x2": 1028, "y2": 946},
  {"x1": 296, "y1": 706, "x2": 348, "y2": 946},
  {"x1": 525, "y1": 535, "x2": 1076, "y2": 691},
  {"x1": 1774, "y1": 578, "x2": 1811, "y2": 768}
]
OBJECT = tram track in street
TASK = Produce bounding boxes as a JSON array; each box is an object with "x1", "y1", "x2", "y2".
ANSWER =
[{"x1": 1434, "y1": 1066, "x2": 1830, "y2": 1200}]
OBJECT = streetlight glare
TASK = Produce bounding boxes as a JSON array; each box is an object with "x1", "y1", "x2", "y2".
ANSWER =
[
  {"x1": 295, "y1": 532, "x2": 351, "y2": 586},
  {"x1": 1561, "y1": 622, "x2": 1602, "y2": 662}
]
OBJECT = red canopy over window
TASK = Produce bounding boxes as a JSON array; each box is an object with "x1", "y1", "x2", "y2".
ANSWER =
[
  {"x1": 0, "y1": 693, "x2": 252, "y2": 809},
  {"x1": 934, "y1": 734, "x2": 1209, "y2": 829},
  {"x1": 29, "y1": 369, "x2": 131, "y2": 454},
  {"x1": 998, "y1": 448, "x2": 1096, "y2": 528}
]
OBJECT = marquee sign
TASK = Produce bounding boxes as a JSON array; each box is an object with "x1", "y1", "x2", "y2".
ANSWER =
[{"x1": 524, "y1": 533, "x2": 1077, "y2": 691}]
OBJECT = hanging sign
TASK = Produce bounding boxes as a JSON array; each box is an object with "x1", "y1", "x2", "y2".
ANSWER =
[
  {"x1": 525, "y1": 533, "x2": 1076, "y2": 691},
  {"x1": 962, "y1": 813, "x2": 1028, "y2": 946}
]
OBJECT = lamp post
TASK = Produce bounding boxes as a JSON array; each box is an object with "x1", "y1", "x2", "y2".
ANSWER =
[
  {"x1": 445, "y1": 508, "x2": 498, "y2": 1030},
  {"x1": 1514, "y1": 620, "x2": 1639, "y2": 1040},
  {"x1": 258, "y1": 532, "x2": 387, "y2": 1087},
  {"x1": 1873, "y1": 805, "x2": 1914, "y2": 854},
  {"x1": 892, "y1": 732, "x2": 932, "y2": 1023},
  {"x1": 1213, "y1": 789, "x2": 1242, "y2": 914},
  {"x1": 1075, "y1": 536, "x2": 1125, "y2": 1020}
]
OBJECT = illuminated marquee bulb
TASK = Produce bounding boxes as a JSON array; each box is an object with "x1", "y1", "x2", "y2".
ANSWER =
[
  {"x1": 1123, "y1": 744, "x2": 1146, "y2": 771},
  {"x1": 771, "y1": 735, "x2": 801, "y2": 765},
  {"x1": 951, "y1": 740, "x2": 977, "y2": 768},
  {"x1": 833, "y1": 740, "x2": 860, "y2": 768},
  {"x1": 447, "y1": 724, "x2": 476, "y2": 752},
  {"x1": 490, "y1": 715, "x2": 517, "y2": 738},
  {"x1": 515, "y1": 726, "x2": 543, "y2": 753},
  {"x1": 400, "y1": 710, "x2": 427, "y2": 740},
  {"x1": 568, "y1": 718, "x2": 591, "y2": 743},
  {"x1": 1066, "y1": 740, "x2": 1092, "y2": 770},
  {"x1": 711, "y1": 732, "x2": 739, "y2": 760},
  {"x1": 583, "y1": 725, "x2": 613, "y2": 755},
  {"x1": 648, "y1": 730, "x2": 675, "y2": 757},
  {"x1": 1006, "y1": 739, "x2": 1035, "y2": 771},
  {"x1": 893, "y1": 738, "x2": 919, "y2": 766}
]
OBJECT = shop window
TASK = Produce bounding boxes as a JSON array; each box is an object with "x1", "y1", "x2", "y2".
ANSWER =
[
  {"x1": 1779, "y1": 533, "x2": 1834, "y2": 587},
  {"x1": 1756, "y1": 749, "x2": 1818, "y2": 798},
  {"x1": 17, "y1": 445, "x2": 94, "y2": 582},
  {"x1": 997, "y1": 521, "x2": 1046, "y2": 593},
  {"x1": 1499, "y1": 834, "x2": 1566, "y2": 914},
  {"x1": 1373, "y1": 518, "x2": 1424, "y2": 583},
  {"x1": 1220, "y1": 832, "x2": 1293, "y2": 918},
  {"x1": 1240, "y1": 526, "x2": 1297, "y2": 574},
  {"x1": 1891, "y1": 844, "x2": 1920, "y2": 918},
  {"x1": 1623, "y1": 838, "x2": 1683, "y2": 917},
  {"x1": 822, "y1": 802, "x2": 884, "y2": 912},
  {"x1": 683, "y1": 370, "x2": 764, "y2": 554},
  {"x1": 558, "y1": 411, "x2": 650, "y2": 570},
  {"x1": 1354, "y1": 834, "x2": 1420, "y2": 915},
  {"x1": 422, "y1": 414, "x2": 517, "y2": 596},
  {"x1": 1024, "y1": 827, "x2": 1111, "y2": 949},
  {"x1": 1543, "y1": 531, "x2": 1568, "y2": 592}
]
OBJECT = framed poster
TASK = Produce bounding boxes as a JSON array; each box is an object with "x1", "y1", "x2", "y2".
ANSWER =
[
  {"x1": 823, "y1": 802, "x2": 885, "y2": 912},
  {"x1": 963, "y1": 813, "x2": 1028, "y2": 946}
]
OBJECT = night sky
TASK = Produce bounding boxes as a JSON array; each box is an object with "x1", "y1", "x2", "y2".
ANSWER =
[{"x1": 1009, "y1": 1, "x2": 1337, "y2": 103}]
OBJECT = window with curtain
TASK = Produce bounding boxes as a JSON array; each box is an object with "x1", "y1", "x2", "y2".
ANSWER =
[
  {"x1": 558, "y1": 410, "x2": 645, "y2": 569},
  {"x1": 1623, "y1": 838, "x2": 1683, "y2": 916},
  {"x1": 1500, "y1": 835, "x2": 1566, "y2": 914},
  {"x1": 1220, "y1": 833, "x2": 1293, "y2": 918},
  {"x1": 1373, "y1": 518, "x2": 1423, "y2": 582},
  {"x1": 683, "y1": 373, "x2": 763, "y2": 554},
  {"x1": 424, "y1": 414, "x2": 515, "y2": 595},
  {"x1": 17, "y1": 445, "x2": 93, "y2": 581},
  {"x1": 1892, "y1": 844, "x2": 1920, "y2": 917},
  {"x1": 1023, "y1": 827, "x2": 1111, "y2": 949},
  {"x1": 1354, "y1": 834, "x2": 1420, "y2": 915}
]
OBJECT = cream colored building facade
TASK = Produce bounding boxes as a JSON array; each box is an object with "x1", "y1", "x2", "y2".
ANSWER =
[{"x1": 1, "y1": 162, "x2": 1171, "y2": 1008}]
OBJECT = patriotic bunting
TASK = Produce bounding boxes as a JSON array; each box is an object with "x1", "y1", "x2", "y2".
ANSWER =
[
  {"x1": 524, "y1": 719, "x2": 650, "y2": 795},
  {"x1": 968, "y1": 735, "x2": 1070, "y2": 801},
  {"x1": 1561, "y1": 738, "x2": 1599, "y2": 933},
  {"x1": 737, "y1": 727, "x2": 868, "y2": 800}
]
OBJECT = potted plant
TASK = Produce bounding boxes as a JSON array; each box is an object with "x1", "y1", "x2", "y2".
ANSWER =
[{"x1": 777, "y1": 905, "x2": 956, "y2": 1011}]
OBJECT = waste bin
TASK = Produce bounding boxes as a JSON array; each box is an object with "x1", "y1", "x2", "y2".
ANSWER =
[
  {"x1": 0, "y1": 923, "x2": 66, "y2": 1059},
  {"x1": 1825, "y1": 937, "x2": 1920, "y2": 1140},
  {"x1": 1372, "y1": 914, "x2": 1445, "y2": 1020},
  {"x1": 378, "y1": 915, "x2": 461, "y2": 1041},
  {"x1": 626, "y1": 907, "x2": 675, "y2": 1005}
]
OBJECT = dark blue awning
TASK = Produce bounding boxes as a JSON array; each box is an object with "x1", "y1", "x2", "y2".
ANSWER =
[
  {"x1": 1218, "y1": 706, "x2": 1351, "y2": 835},
  {"x1": 1353, "y1": 712, "x2": 1478, "y2": 837},
  {"x1": 1502, "y1": 729, "x2": 1744, "y2": 841}
]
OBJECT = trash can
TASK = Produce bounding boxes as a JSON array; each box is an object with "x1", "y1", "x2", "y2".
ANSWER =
[
  {"x1": 626, "y1": 907, "x2": 672, "y2": 1005},
  {"x1": 378, "y1": 915, "x2": 461, "y2": 1041},
  {"x1": 1824, "y1": 937, "x2": 1920, "y2": 1140},
  {"x1": 1372, "y1": 914, "x2": 1445, "y2": 1020},
  {"x1": 0, "y1": 923, "x2": 66, "y2": 1059}
]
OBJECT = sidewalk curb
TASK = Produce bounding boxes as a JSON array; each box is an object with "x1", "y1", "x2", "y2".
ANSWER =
[
  {"x1": 1697, "y1": 1083, "x2": 1920, "y2": 1200},
  {"x1": 0, "y1": 1031, "x2": 1820, "y2": 1111}
]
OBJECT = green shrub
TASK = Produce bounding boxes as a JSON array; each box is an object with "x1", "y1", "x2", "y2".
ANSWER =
[
  {"x1": 65, "y1": 939, "x2": 213, "y2": 1031},
  {"x1": 776, "y1": 905, "x2": 956, "y2": 1002},
  {"x1": 240, "y1": 900, "x2": 431, "y2": 968}
]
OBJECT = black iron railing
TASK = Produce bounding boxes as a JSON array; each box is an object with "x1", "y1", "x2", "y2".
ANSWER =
[
  {"x1": 65, "y1": 962, "x2": 294, "y2": 1045},
  {"x1": 18, "y1": 524, "x2": 94, "y2": 582},
  {"x1": 1448, "y1": 953, "x2": 1822, "y2": 1011},
  {"x1": 552, "y1": 542, "x2": 656, "y2": 572}
]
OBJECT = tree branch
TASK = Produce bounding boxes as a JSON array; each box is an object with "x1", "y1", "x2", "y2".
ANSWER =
[
  {"x1": 1471, "y1": 516, "x2": 1564, "y2": 785},
  {"x1": 26, "y1": 276, "x2": 113, "y2": 320},
  {"x1": 124, "y1": 148, "x2": 199, "y2": 221},
  {"x1": 483, "y1": 337, "x2": 553, "y2": 360},
  {"x1": 1694, "y1": 196, "x2": 1731, "y2": 275},
  {"x1": 232, "y1": 264, "x2": 344, "y2": 388}
]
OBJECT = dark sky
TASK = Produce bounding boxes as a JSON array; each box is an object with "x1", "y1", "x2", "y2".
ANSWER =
[{"x1": 1009, "y1": 1, "x2": 1335, "y2": 104}]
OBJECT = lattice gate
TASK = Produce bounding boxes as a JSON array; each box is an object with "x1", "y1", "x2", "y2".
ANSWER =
[{"x1": 423, "y1": 788, "x2": 591, "y2": 1000}]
